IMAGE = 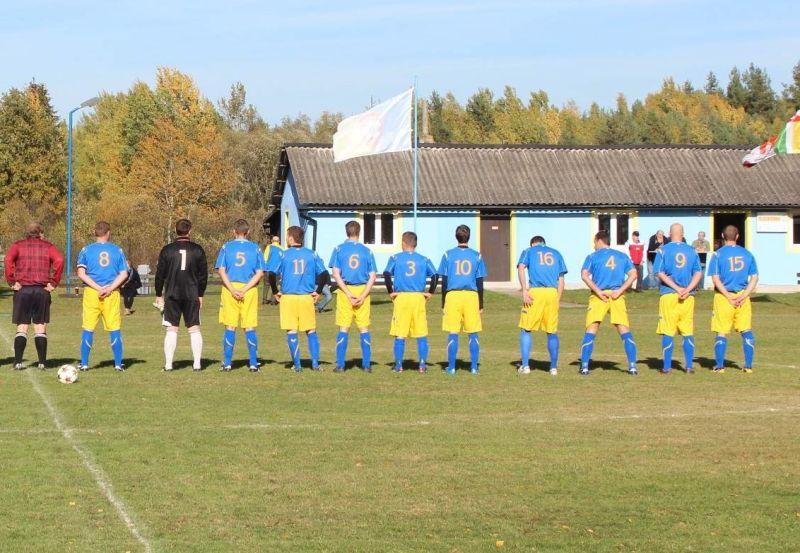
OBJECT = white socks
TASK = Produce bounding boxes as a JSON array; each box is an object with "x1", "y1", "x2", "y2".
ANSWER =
[
  {"x1": 164, "y1": 330, "x2": 178, "y2": 370},
  {"x1": 189, "y1": 330, "x2": 203, "y2": 369}
]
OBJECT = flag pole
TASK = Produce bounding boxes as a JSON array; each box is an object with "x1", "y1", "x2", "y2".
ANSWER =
[{"x1": 412, "y1": 78, "x2": 419, "y2": 232}]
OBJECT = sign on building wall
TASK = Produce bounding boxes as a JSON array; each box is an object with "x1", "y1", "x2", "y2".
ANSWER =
[{"x1": 755, "y1": 212, "x2": 788, "y2": 233}]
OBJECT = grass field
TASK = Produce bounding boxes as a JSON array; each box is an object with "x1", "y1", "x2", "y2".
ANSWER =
[{"x1": 0, "y1": 286, "x2": 798, "y2": 552}]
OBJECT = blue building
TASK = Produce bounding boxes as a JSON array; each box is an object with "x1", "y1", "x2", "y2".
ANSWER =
[{"x1": 270, "y1": 144, "x2": 800, "y2": 285}]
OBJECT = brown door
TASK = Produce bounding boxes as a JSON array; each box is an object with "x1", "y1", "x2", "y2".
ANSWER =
[{"x1": 480, "y1": 212, "x2": 511, "y2": 281}]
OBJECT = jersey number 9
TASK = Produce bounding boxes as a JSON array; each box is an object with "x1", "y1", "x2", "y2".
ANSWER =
[{"x1": 675, "y1": 253, "x2": 686, "y2": 268}]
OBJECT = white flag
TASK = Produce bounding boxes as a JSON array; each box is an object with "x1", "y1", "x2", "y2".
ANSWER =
[{"x1": 333, "y1": 88, "x2": 413, "y2": 162}]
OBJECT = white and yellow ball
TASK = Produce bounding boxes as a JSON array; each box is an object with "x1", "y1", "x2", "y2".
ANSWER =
[{"x1": 57, "y1": 364, "x2": 79, "y2": 384}]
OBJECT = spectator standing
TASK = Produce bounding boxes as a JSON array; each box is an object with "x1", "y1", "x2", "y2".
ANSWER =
[
  {"x1": 692, "y1": 231, "x2": 711, "y2": 286},
  {"x1": 262, "y1": 235, "x2": 283, "y2": 305},
  {"x1": 646, "y1": 230, "x2": 669, "y2": 289},
  {"x1": 625, "y1": 231, "x2": 645, "y2": 292},
  {"x1": 121, "y1": 261, "x2": 142, "y2": 315}
]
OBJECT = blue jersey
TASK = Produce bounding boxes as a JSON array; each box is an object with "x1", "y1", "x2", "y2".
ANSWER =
[
  {"x1": 581, "y1": 248, "x2": 634, "y2": 290},
  {"x1": 517, "y1": 244, "x2": 568, "y2": 288},
  {"x1": 77, "y1": 242, "x2": 128, "y2": 287},
  {"x1": 384, "y1": 251, "x2": 436, "y2": 293},
  {"x1": 652, "y1": 241, "x2": 702, "y2": 295},
  {"x1": 707, "y1": 245, "x2": 758, "y2": 292},
  {"x1": 328, "y1": 240, "x2": 377, "y2": 284},
  {"x1": 214, "y1": 239, "x2": 264, "y2": 283},
  {"x1": 266, "y1": 246, "x2": 326, "y2": 294},
  {"x1": 438, "y1": 247, "x2": 487, "y2": 291}
]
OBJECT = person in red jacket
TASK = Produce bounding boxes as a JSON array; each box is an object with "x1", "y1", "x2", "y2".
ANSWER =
[
  {"x1": 626, "y1": 231, "x2": 645, "y2": 292},
  {"x1": 4, "y1": 222, "x2": 64, "y2": 369}
]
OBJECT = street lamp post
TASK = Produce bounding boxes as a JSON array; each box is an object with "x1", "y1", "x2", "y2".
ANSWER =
[{"x1": 66, "y1": 96, "x2": 99, "y2": 296}]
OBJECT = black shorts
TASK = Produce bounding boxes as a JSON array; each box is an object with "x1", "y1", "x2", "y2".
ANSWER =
[
  {"x1": 12, "y1": 286, "x2": 51, "y2": 325},
  {"x1": 163, "y1": 297, "x2": 201, "y2": 327}
]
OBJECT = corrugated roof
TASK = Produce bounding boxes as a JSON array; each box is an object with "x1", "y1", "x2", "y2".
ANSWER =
[{"x1": 277, "y1": 143, "x2": 800, "y2": 208}]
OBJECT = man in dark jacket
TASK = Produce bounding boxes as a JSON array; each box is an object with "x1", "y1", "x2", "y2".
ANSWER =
[{"x1": 121, "y1": 261, "x2": 142, "y2": 315}]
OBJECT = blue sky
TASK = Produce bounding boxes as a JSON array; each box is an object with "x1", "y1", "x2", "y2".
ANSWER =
[{"x1": 2, "y1": 0, "x2": 798, "y2": 123}]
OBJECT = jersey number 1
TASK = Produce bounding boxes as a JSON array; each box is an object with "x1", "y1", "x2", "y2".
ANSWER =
[{"x1": 179, "y1": 249, "x2": 187, "y2": 271}]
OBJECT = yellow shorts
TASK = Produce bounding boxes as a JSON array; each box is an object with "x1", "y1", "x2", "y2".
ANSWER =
[
  {"x1": 585, "y1": 291, "x2": 629, "y2": 328},
  {"x1": 82, "y1": 288, "x2": 121, "y2": 332},
  {"x1": 279, "y1": 294, "x2": 316, "y2": 332},
  {"x1": 335, "y1": 285, "x2": 371, "y2": 328},
  {"x1": 442, "y1": 290, "x2": 482, "y2": 334},
  {"x1": 711, "y1": 292, "x2": 752, "y2": 335},
  {"x1": 390, "y1": 292, "x2": 429, "y2": 338},
  {"x1": 657, "y1": 294, "x2": 695, "y2": 336},
  {"x1": 518, "y1": 287, "x2": 559, "y2": 333},
  {"x1": 219, "y1": 283, "x2": 259, "y2": 328}
]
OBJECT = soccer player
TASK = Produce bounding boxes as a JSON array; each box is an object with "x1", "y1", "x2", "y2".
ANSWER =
[
  {"x1": 4, "y1": 222, "x2": 64, "y2": 370},
  {"x1": 76, "y1": 221, "x2": 129, "y2": 371},
  {"x1": 329, "y1": 220, "x2": 377, "y2": 373},
  {"x1": 215, "y1": 219, "x2": 264, "y2": 372},
  {"x1": 707, "y1": 225, "x2": 759, "y2": 373},
  {"x1": 266, "y1": 225, "x2": 328, "y2": 372},
  {"x1": 517, "y1": 235, "x2": 567, "y2": 376},
  {"x1": 383, "y1": 231, "x2": 439, "y2": 373},
  {"x1": 155, "y1": 219, "x2": 208, "y2": 372},
  {"x1": 439, "y1": 224, "x2": 487, "y2": 375},
  {"x1": 653, "y1": 223, "x2": 703, "y2": 374},
  {"x1": 579, "y1": 230, "x2": 638, "y2": 376}
]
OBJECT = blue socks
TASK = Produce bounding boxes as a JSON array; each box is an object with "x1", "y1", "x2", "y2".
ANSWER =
[
  {"x1": 580, "y1": 332, "x2": 595, "y2": 370},
  {"x1": 742, "y1": 331, "x2": 755, "y2": 368},
  {"x1": 335, "y1": 330, "x2": 349, "y2": 368},
  {"x1": 662, "y1": 335, "x2": 674, "y2": 370},
  {"x1": 519, "y1": 330, "x2": 531, "y2": 367},
  {"x1": 245, "y1": 329, "x2": 258, "y2": 367},
  {"x1": 287, "y1": 333, "x2": 301, "y2": 368},
  {"x1": 417, "y1": 337, "x2": 429, "y2": 366},
  {"x1": 547, "y1": 333, "x2": 559, "y2": 369},
  {"x1": 80, "y1": 330, "x2": 94, "y2": 366},
  {"x1": 393, "y1": 338, "x2": 405, "y2": 369},
  {"x1": 360, "y1": 332, "x2": 372, "y2": 369},
  {"x1": 222, "y1": 329, "x2": 236, "y2": 367},
  {"x1": 447, "y1": 333, "x2": 459, "y2": 371},
  {"x1": 621, "y1": 332, "x2": 637, "y2": 367},
  {"x1": 714, "y1": 336, "x2": 727, "y2": 368},
  {"x1": 468, "y1": 333, "x2": 480, "y2": 370},
  {"x1": 308, "y1": 331, "x2": 320, "y2": 368},
  {"x1": 109, "y1": 330, "x2": 123, "y2": 367},
  {"x1": 683, "y1": 336, "x2": 695, "y2": 369}
]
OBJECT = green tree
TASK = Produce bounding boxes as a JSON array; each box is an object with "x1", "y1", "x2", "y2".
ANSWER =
[
  {"x1": 704, "y1": 72, "x2": 722, "y2": 95},
  {"x1": 726, "y1": 67, "x2": 747, "y2": 109},
  {"x1": 782, "y1": 60, "x2": 800, "y2": 109},
  {"x1": 0, "y1": 81, "x2": 66, "y2": 208},
  {"x1": 741, "y1": 63, "x2": 776, "y2": 117},
  {"x1": 219, "y1": 82, "x2": 263, "y2": 132},
  {"x1": 466, "y1": 88, "x2": 495, "y2": 137}
]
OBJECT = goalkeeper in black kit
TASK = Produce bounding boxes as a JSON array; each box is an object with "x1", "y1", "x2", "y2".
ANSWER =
[{"x1": 155, "y1": 219, "x2": 209, "y2": 371}]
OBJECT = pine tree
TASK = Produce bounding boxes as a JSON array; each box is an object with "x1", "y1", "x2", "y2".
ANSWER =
[
  {"x1": 783, "y1": 60, "x2": 800, "y2": 109},
  {"x1": 742, "y1": 63, "x2": 776, "y2": 117},
  {"x1": 726, "y1": 67, "x2": 747, "y2": 108},
  {"x1": 704, "y1": 71, "x2": 722, "y2": 95}
]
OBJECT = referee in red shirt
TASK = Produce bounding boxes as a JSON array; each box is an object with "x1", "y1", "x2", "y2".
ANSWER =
[{"x1": 4, "y1": 222, "x2": 64, "y2": 369}]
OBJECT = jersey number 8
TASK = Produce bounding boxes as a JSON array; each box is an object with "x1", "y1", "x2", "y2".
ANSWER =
[{"x1": 99, "y1": 251, "x2": 110, "y2": 267}]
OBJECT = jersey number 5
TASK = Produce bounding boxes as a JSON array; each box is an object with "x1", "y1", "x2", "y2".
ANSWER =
[{"x1": 235, "y1": 252, "x2": 246, "y2": 267}]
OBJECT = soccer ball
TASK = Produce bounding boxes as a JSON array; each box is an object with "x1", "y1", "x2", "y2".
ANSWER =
[{"x1": 57, "y1": 364, "x2": 79, "y2": 384}]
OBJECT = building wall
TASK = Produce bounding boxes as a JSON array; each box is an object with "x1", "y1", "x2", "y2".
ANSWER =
[
  {"x1": 514, "y1": 211, "x2": 593, "y2": 285},
  {"x1": 750, "y1": 210, "x2": 799, "y2": 285}
]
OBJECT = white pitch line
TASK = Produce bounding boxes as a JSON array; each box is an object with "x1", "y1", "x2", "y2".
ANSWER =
[{"x1": 0, "y1": 329, "x2": 153, "y2": 553}]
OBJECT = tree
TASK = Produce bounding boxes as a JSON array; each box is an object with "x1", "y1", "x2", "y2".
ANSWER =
[
  {"x1": 782, "y1": 60, "x2": 800, "y2": 109},
  {"x1": 466, "y1": 88, "x2": 495, "y2": 136},
  {"x1": 0, "y1": 81, "x2": 66, "y2": 208},
  {"x1": 600, "y1": 94, "x2": 640, "y2": 144},
  {"x1": 127, "y1": 119, "x2": 234, "y2": 240},
  {"x1": 219, "y1": 82, "x2": 263, "y2": 132},
  {"x1": 726, "y1": 67, "x2": 747, "y2": 109},
  {"x1": 704, "y1": 72, "x2": 722, "y2": 95},
  {"x1": 741, "y1": 63, "x2": 776, "y2": 117}
]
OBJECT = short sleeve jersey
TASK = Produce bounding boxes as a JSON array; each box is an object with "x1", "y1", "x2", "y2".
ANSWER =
[
  {"x1": 214, "y1": 239, "x2": 264, "y2": 283},
  {"x1": 652, "y1": 241, "x2": 702, "y2": 295},
  {"x1": 328, "y1": 240, "x2": 377, "y2": 284},
  {"x1": 77, "y1": 242, "x2": 128, "y2": 287},
  {"x1": 517, "y1": 244, "x2": 568, "y2": 288},
  {"x1": 581, "y1": 248, "x2": 634, "y2": 290},
  {"x1": 437, "y1": 247, "x2": 487, "y2": 291},
  {"x1": 384, "y1": 251, "x2": 436, "y2": 292},
  {"x1": 266, "y1": 246, "x2": 326, "y2": 294},
  {"x1": 707, "y1": 245, "x2": 758, "y2": 292}
]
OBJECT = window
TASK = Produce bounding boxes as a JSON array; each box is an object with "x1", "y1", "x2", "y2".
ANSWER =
[
  {"x1": 794, "y1": 214, "x2": 800, "y2": 245},
  {"x1": 362, "y1": 212, "x2": 395, "y2": 246},
  {"x1": 595, "y1": 212, "x2": 634, "y2": 247}
]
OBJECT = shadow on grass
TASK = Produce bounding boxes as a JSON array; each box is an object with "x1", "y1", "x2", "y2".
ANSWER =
[
  {"x1": 95, "y1": 358, "x2": 146, "y2": 370},
  {"x1": 507, "y1": 360, "x2": 553, "y2": 373},
  {"x1": 568, "y1": 359, "x2": 625, "y2": 372},
  {"x1": 695, "y1": 356, "x2": 741, "y2": 370}
]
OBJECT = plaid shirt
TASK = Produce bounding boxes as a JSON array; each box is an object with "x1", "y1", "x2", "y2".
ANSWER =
[{"x1": 4, "y1": 238, "x2": 64, "y2": 287}]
